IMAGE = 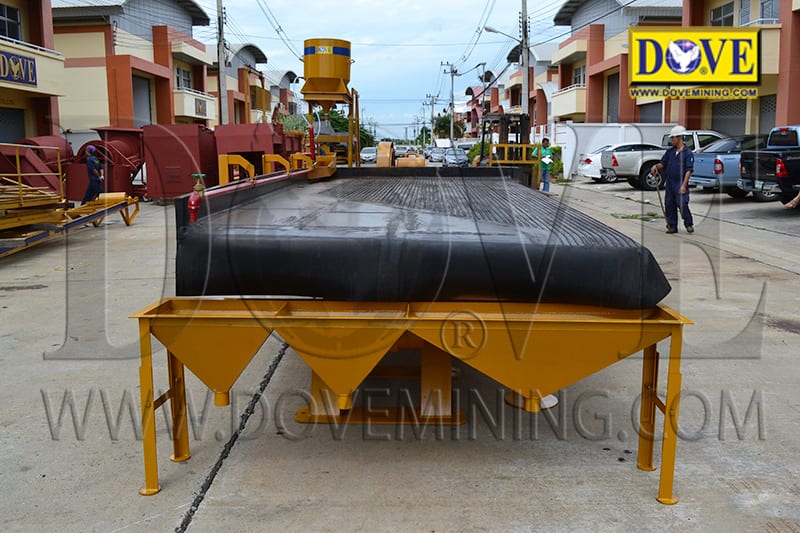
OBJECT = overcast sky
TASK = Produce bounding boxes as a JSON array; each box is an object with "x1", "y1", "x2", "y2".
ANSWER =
[{"x1": 192, "y1": 0, "x2": 569, "y2": 140}]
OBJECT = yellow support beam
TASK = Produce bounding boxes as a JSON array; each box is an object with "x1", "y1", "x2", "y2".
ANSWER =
[
  {"x1": 217, "y1": 155, "x2": 256, "y2": 185},
  {"x1": 263, "y1": 154, "x2": 291, "y2": 174},
  {"x1": 131, "y1": 297, "x2": 690, "y2": 501}
]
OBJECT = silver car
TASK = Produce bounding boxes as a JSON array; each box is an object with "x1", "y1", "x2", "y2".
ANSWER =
[{"x1": 360, "y1": 146, "x2": 377, "y2": 163}]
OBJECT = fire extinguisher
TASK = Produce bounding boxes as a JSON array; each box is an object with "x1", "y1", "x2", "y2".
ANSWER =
[{"x1": 188, "y1": 174, "x2": 205, "y2": 223}]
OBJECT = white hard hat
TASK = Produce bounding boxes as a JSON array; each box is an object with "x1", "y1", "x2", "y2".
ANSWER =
[{"x1": 669, "y1": 125, "x2": 687, "y2": 137}]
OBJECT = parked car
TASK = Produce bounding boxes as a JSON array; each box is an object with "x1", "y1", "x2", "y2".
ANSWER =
[
  {"x1": 395, "y1": 145, "x2": 412, "y2": 157},
  {"x1": 457, "y1": 142, "x2": 477, "y2": 153},
  {"x1": 601, "y1": 130, "x2": 724, "y2": 190},
  {"x1": 688, "y1": 135, "x2": 771, "y2": 200},
  {"x1": 360, "y1": 146, "x2": 377, "y2": 164},
  {"x1": 598, "y1": 142, "x2": 664, "y2": 186},
  {"x1": 574, "y1": 144, "x2": 612, "y2": 181},
  {"x1": 739, "y1": 126, "x2": 800, "y2": 205},
  {"x1": 442, "y1": 148, "x2": 469, "y2": 167},
  {"x1": 429, "y1": 147, "x2": 445, "y2": 162}
]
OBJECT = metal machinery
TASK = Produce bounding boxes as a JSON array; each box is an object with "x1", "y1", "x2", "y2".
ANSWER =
[
  {"x1": 132, "y1": 164, "x2": 691, "y2": 505},
  {"x1": 301, "y1": 38, "x2": 360, "y2": 167},
  {"x1": 65, "y1": 128, "x2": 145, "y2": 201},
  {"x1": 142, "y1": 123, "x2": 305, "y2": 199},
  {"x1": 0, "y1": 141, "x2": 138, "y2": 258}
]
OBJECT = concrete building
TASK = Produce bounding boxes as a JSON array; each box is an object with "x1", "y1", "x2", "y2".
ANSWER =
[
  {"x1": 680, "y1": 0, "x2": 783, "y2": 135},
  {"x1": 0, "y1": 0, "x2": 64, "y2": 142},
  {"x1": 549, "y1": 0, "x2": 683, "y2": 128},
  {"x1": 207, "y1": 44, "x2": 301, "y2": 126},
  {"x1": 543, "y1": 0, "x2": 790, "y2": 136},
  {"x1": 51, "y1": 0, "x2": 215, "y2": 131}
]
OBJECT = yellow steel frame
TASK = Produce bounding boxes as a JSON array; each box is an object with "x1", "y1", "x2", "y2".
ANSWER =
[
  {"x1": 217, "y1": 154, "x2": 256, "y2": 185},
  {"x1": 0, "y1": 193, "x2": 140, "y2": 259},
  {"x1": 488, "y1": 143, "x2": 542, "y2": 189},
  {"x1": 132, "y1": 298, "x2": 690, "y2": 503},
  {"x1": 0, "y1": 143, "x2": 64, "y2": 209}
]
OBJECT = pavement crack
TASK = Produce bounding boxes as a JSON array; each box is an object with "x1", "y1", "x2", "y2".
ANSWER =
[{"x1": 175, "y1": 340, "x2": 289, "y2": 532}]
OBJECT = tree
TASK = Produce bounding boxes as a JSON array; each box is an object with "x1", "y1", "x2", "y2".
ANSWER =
[
  {"x1": 415, "y1": 126, "x2": 432, "y2": 146},
  {"x1": 280, "y1": 113, "x2": 307, "y2": 133},
  {"x1": 313, "y1": 107, "x2": 374, "y2": 148},
  {"x1": 434, "y1": 114, "x2": 463, "y2": 139}
]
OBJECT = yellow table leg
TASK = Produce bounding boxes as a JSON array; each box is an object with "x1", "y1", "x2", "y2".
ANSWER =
[
  {"x1": 167, "y1": 352, "x2": 191, "y2": 463},
  {"x1": 421, "y1": 343, "x2": 452, "y2": 417},
  {"x1": 309, "y1": 371, "x2": 351, "y2": 416},
  {"x1": 138, "y1": 320, "x2": 160, "y2": 495},
  {"x1": 657, "y1": 327, "x2": 683, "y2": 505},
  {"x1": 637, "y1": 344, "x2": 658, "y2": 472}
]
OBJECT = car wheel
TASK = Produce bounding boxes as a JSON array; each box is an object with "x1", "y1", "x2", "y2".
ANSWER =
[
  {"x1": 603, "y1": 172, "x2": 619, "y2": 184},
  {"x1": 753, "y1": 190, "x2": 779, "y2": 202},
  {"x1": 640, "y1": 164, "x2": 662, "y2": 191},
  {"x1": 726, "y1": 188, "x2": 749, "y2": 199}
]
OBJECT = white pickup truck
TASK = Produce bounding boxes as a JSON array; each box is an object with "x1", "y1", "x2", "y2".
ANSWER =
[{"x1": 600, "y1": 129, "x2": 724, "y2": 190}]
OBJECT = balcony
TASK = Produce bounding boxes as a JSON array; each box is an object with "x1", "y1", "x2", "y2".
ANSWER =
[
  {"x1": 171, "y1": 40, "x2": 213, "y2": 65},
  {"x1": 747, "y1": 24, "x2": 780, "y2": 75},
  {"x1": 551, "y1": 39, "x2": 587, "y2": 66},
  {"x1": 551, "y1": 84, "x2": 586, "y2": 119},
  {"x1": 0, "y1": 36, "x2": 64, "y2": 95},
  {"x1": 173, "y1": 87, "x2": 216, "y2": 121}
]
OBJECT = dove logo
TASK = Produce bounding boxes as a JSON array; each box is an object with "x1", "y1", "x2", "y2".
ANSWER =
[
  {"x1": 666, "y1": 40, "x2": 702, "y2": 75},
  {"x1": 0, "y1": 51, "x2": 37, "y2": 86},
  {"x1": 629, "y1": 27, "x2": 760, "y2": 85}
]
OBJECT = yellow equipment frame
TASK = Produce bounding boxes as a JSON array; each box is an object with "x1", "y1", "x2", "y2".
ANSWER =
[
  {"x1": 1, "y1": 192, "x2": 139, "y2": 259},
  {"x1": 132, "y1": 298, "x2": 690, "y2": 503},
  {"x1": 488, "y1": 143, "x2": 542, "y2": 189}
]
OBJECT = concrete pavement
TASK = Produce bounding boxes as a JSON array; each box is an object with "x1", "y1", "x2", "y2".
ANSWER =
[{"x1": 1, "y1": 179, "x2": 798, "y2": 531}]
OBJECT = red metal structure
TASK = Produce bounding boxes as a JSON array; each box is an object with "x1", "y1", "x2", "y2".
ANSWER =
[
  {"x1": 142, "y1": 124, "x2": 218, "y2": 200},
  {"x1": 0, "y1": 136, "x2": 73, "y2": 193},
  {"x1": 65, "y1": 128, "x2": 145, "y2": 201},
  {"x1": 144, "y1": 123, "x2": 304, "y2": 200}
]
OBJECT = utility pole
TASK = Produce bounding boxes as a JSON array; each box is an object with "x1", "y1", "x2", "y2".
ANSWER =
[
  {"x1": 520, "y1": 0, "x2": 529, "y2": 142},
  {"x1": 217, "y1": 0, "x2": 228, "y2": 125},
  {"x1": 425, "y1": 94, "x2": 436, "y2": 143},
  {"x1": 442, "y1": 62, "x2": 457, "y2": 144},
  {"x1": 479, "y1": 62, "x2": 488, "y2": 162}
]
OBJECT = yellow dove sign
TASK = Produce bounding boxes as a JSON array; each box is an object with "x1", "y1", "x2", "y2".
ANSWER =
[{"x1": 629, "y1": 27, "x2": 760, "y2": 85}]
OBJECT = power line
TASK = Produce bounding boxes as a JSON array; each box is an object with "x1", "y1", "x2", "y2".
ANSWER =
[{"x1": 252, "y1": 0, "x2": 302, "y2": 60}]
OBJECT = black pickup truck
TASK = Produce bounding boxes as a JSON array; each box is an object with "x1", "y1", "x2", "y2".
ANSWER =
[{"x1": 738, "y1": 126, "x2": 800, "y2": 205}]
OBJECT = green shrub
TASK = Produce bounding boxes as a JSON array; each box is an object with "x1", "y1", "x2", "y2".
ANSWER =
[{"x1": 549, "y1": 145, "x2": 563, "y2": 177}]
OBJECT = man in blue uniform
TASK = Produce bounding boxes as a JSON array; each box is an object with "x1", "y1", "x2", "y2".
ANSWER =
[
  {"x1": 651, "y1": 125, "x2": 694, "y2": 234},
  {"x1": 81, "y1": 145, "x2": 104, "y2": 205}
]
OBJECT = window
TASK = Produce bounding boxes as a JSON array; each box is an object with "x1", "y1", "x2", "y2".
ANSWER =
[
  {"x1": 711, "y1": 2, "x2": 734, "y2": 26},
  {"x1": 760, "y1": 0, "x2": 778, "y2": 21},
  {"x1": 698, "y1": 134, "x2": 721, "y2": 148},
  {"x1": 175, "y1": 67, "x2": 192, "y2": 90},
  {"x1": 0, "y1": 3, "x2": 21, "y2": 40},
  {"x1": 739, "y1": 0, "x2": 750, "y2": 26},
  {"x1": 572, "y1": 64, "x2": 585, "y2": 87}
]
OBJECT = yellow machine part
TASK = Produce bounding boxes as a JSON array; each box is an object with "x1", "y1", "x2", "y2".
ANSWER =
[
  {"x1": 397, "y1": 153, "x2": 426, "y2": 168},
  {"x1": 217, "y1": 154, "x2": 255, "y2": 185},
  {"x1": 376, "y1": 141, "x2": 394, "y2": 167},
  {"x1": 301, "y1": 38, "x2": 352, "y2": 112},
  {"x1": 133, "y1": 298, "x2": 690, "y2": 503}
]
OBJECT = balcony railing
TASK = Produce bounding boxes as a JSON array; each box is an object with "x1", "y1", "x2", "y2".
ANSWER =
[
  {"x1": 740, "y1": 18, "x2": 780, "y2": 26},
  {"x1": 0, "y1": 35, "x2": 61, "y2": 56},
  {"x1": 553, "y1": 83, "x2": 586, "y2": 95},
  {"x1": 551, "y1": 84, "x2": 586, "y2": 118},
  {"x1": 173, "y1": 87, "x2": 216, "y2": 120}
]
